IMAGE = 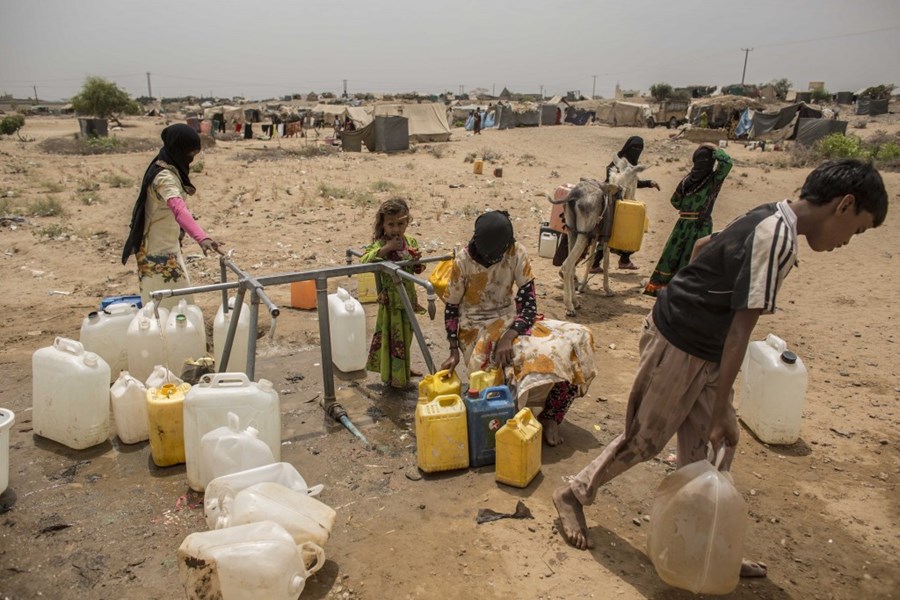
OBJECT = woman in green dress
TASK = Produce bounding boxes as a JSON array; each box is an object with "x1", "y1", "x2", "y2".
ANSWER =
[
  {"x1": 360, "y1": 198, "x2": 425, "y2": 388},
  {"x1": 643, "y1": 143, "x2": 732, "y2": 297}
]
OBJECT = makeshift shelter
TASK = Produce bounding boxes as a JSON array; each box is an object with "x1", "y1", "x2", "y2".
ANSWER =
[
  {"x1": 540, "y1": 103, "x2": 562, "y2": 125},
  {"x1": 603, "y1": 101, "x2": 649, "y2": 126},
  {"x1": 78, "y1": 117, "x2": 108, "y2": 138},
  {"x1": 748, "y1": 103, "x2": 823, "y2": 139},
  {"x1": 340, "y1": 115, "x2": 409, "y2": 153},
  {"x1": 856, "y1": 98, "x2": 889, "y2": 116},
  {"x1": 564, "y1": 106, "x2": 595, "y2": 125},
  {"x1": 794, "y1": 119, "x2": 848, "y2": 145},
  {"x1": 688, "y1": 95, "x2": 763, "y2": 129},
  {"x1": 373, "y1": 103, "x2": 450, "y2": 142},
  {"x1": 835, "y1": 92, "x2": 854, "y2": 105},
  {"x1": 495, "y1": 102, "x2": 541, "y2": 129}
]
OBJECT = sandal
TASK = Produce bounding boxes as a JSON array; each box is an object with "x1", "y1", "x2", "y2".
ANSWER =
[
  {"x1": 618, "y1": 262, "x2": 639, "y2": 271},
  {"x1": 588, "y1": 266, "x2": 604, "y2": 274}
]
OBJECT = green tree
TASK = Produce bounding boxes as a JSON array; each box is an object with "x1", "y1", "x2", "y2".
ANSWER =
[
  {"x1": 71, "y1": 77, "x2": 140, "y2": 123},
  {"x1": 650, "y1": 83, "x2": 674, "y2": 102},
  {"x1": 810, "y1": 88, "x2": 832, "y2": 104},
  {"x1": 0, "y1": 114, "x2": 25, "y2": 139},
  {"x1": 770, "y1": 78, "x2": 792, "y2": 100}
]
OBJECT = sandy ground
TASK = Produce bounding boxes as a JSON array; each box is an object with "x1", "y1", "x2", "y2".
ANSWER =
[{"x1": 0, "y1": 113, "x2": 898, "y2": 600}]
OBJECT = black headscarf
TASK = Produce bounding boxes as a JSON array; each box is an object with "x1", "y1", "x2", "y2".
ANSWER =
[
  {"x1": 468, "y1": 211, "x2": 514, "y2": 267},
  {"x1": 121, "y1": 124, "x2": 201, "y2": 264},
  {"x1": 617, "y1": 136, "x2": 644, "y2": 166},
  {"x1": 676, "y1": 146, "x2": 716, "y2": 197}
]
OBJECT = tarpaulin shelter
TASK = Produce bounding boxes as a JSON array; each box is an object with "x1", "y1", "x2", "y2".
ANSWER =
[
  {"x1": 78, "y1": 117, "x2": 108, "y2": 138},
  {"x1": 856, "y1": 98, "x2": 889, "y2": 116},
  {"x1": 540, "y1": 103, "x2": 562, "y2": 125},
  {"x1": 603, "y1": 101, "x2": 649, "y2": 126},
  {"x1": 340, "y1": 115, "x2": 409, "y2": 153},
  {"x1": 688, "y1": 95, "x2": 763, "y2": 129},
  {"x1": 373, "y1": 103, "x2": 450, "y2": 142},
  {"x1": 794, "y1": 119, "x2": 848, "y2": 145},
  {"x1": 496, "y1": 103, "x2": 541, "y2": 129},
  {"x1": 835, "y1": 92, "x2": 854, "y2": 105},
  {"x1": 565, "y1": 107, "x2": 595, "y2": 125},
  {"x1": 749, "y1": 103, "x2": 823, "y2": 139}
]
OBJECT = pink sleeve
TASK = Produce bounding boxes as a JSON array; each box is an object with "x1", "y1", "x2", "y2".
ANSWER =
[{"x1": 166, "y1": 196, "x2": 209, "y2": 243}]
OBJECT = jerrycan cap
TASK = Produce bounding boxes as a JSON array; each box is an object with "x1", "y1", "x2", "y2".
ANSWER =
[
  {"x1": 467, "y1": 387, "x2": 480, "y2": 399},
  {"x1": 175, "y1": 313, "x2": 187, "y2": 326},
  {"x1": 83, "y1": 352, "x2": 99, "y2": 367},
  {"x1": 780, "y1": 350, "x2": 798, "y2": 364},
  {"x1": 160, "y1": 383, "x2": 178, "y2": 397}
]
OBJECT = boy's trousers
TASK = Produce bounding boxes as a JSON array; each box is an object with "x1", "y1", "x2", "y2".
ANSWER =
[{"x1": 570, "y1": 312, "x2": 736, "y2": 505}]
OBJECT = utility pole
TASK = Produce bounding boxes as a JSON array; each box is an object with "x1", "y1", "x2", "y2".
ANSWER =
[
  {"x1": 492, "y1": 83, "x2": 495, "y2": 97},
  {"x1": 146, "y1": 72, "x2": 153, "y2": 100},
  {"x1": 592, "y1": 75, "x2": 597, "y2": 99},
  {"x1": 459, "y1": 84, "x2": 464, "y2": 96},
  {"x1": 342, "y1": 79, "x2": 348, "y2": 98},
  {"x1": 33, "y1": 85, "x2": 38, "y2": 104},
  {"x1": 740, "y1": 48, "x2": 753, "y2": 86},
  {"x1": 539, "y1": 84, "x2": 544, "y2": 99}
]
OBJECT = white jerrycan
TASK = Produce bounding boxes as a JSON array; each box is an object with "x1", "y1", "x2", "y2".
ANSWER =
[
  {"x1": 216, "y1": 482, "x2": 337, "y2": 548},
  {"x1": 177, "y1": 520, "x2": 325, "y2": 600},
  {"x1": 109, "y1": 371, "x2": 149, "y2": 444},
  {"x1": 184, "y1": 373, "x2": 281, "y2": 491},
  {"x1": 214, "y1": 297, "x2": 250, "y2": 373},
  {"x1": 80, "y1": 302, "x2": 138, "y2": 383},
  {"x1": 739, "y1": 334, "x2": 808, "y2": 445},
  {"x1": 205, "y1": 462, "x2": 324, "y2": 530},
  {"x1": 126, "y1": 301, "x2": 169, "y2": 383},
  {"x1": 145, "y1": 364, "x2": 183, "y2": 389},
  {"x1": 327, "y1": 286, "x2": 367, "y2": 372},
  {"x1": 168, "y1": 298, "x2": 205, "y2": 335},
  {"x1": 32, "y1": 337, "x2": 111, "y2": 449},
  {"x1": 198, "y1": 412, "x2": 276, "y2": 491},
  {"x1": 165, "y1": 312, "x2": 207, "y2": 378}
]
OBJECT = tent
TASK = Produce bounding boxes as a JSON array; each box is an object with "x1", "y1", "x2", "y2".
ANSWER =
[
  {"x1": 373, "y1": 103, "x2": 450, "y2": 142},
  {"x1": 540, "y1": 103, "x2": 561, "y2": 125},
  {"x1": 794, "y1": 118, "x2": 848, "y2": 146},
  {"x1": 749, "y1": 103, "x2": 823, "y2": 139},
  {"x1": 564, "y1": 106, "x2": 595, "y2": 125},
  {"x1": 603, "y1": 101, "x2": 649, "y2": 126},
  {"x1": 340, "y1": 115, "x2": 410, "y2": 153},
  {"x1": 688, "y1": 95, "x2": 763, "y2": 128},
  {"x1": 856, "y1": 98, "x2": 889, "y2": 116},
  {"x1": 495, "y1": 102, "x2": 542, "y2": 129}
]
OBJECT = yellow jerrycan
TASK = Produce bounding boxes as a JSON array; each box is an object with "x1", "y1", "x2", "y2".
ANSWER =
[
  {"x1": 467, "y1": 369, "x2": 503, "y2": 393},
  {"x1": 418, "y1": 369, "x2": 461, "y2": 402},
  {"x1": 608, "y1": 199, "x2": 647, "y2": 253},
  {"x1": 147, "y1": 382, "x2": 192, "y2": 467},
  {"x1": 495, "y1": 408, "x2": 542, "y2": 488},
  {"x1": 415, "y1": 393, "x2": 469, "y2": 473}
]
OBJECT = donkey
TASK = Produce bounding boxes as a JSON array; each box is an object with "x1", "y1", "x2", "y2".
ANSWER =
[{"x1": 548, "y1": 160, "x2": 647, "y2": 316}]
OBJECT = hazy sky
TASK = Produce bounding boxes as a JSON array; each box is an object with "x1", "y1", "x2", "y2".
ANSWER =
[{"x1": 2, "y1": 0, "x2": 898, "y2": 101}]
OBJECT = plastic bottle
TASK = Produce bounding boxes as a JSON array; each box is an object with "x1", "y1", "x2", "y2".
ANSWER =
[
  {"x1": 464, "y1": 384, "x2": 517, "y2": 467},
  {"x1": 79, "y1": 302, "x2": 137, "y2": 383},
  {"x1": 415, "y1": 393, "x2": 469, "y2": 473},
  {"x1": 147, "y1": 382, "x2": 191, "y2": 467},
  {"x1": 184, "y1": 373, "x2": 281, "y2": 491},
  {"x1": 495, "y1": 408, "x2": 542, "y2": 488},
  {"x1": 214, "y1": 297, "x2": 250, "y2": 373},
  {"x1": 739, "y1": 334, "x2": 808, "y2": 445},
  {"x1": 217, "y1": 482, "x2": 337, "y2": 548},
  {"x1": 647, "y1": 447, "x2": 747, "y2": 595},
  {"x1": 204, "y1": 463, "x2": 324, "y2": 530},
  {"x1": 109, "y1": 371, "x2": 149, "y2": 444},
  {"x1": 199, "y1": 412, "x2": 276, "y2": 491},
  {"x1": 178, "y1": 521, "x2": 324, "y2": 600},
  {"x1": 165, "y1": 312, "x2": 207, "y2": 377},
  {"x1": 0, "y1": 408, "x2": 15, "y2": 495},
  {"x1": 326, "y1": 287, "x2": 367, "y2": 372},
  {"x1": 32, "y1": 337, "x2": 111, "y2": 450},
  {"x1": 126, "y1": 301, "x2": 169, "y2": 383}
]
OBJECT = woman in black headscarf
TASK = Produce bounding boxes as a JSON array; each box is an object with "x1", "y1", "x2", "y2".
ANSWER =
[
  {"x1": 122, "y1": 124, "x2": 223, "y2": 309},
  {"x1": 643, "y1": 143, "x2": 732, "y2": 296},
  {"x1": 440, "y1": 211, "x2": 597, "y2": 446},
  {"x1": 595, "y1": 136, "x2": 659, "y2": 272}
]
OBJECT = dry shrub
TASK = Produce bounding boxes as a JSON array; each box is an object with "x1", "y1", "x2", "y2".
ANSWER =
[{"x1": 40, "y1": 136, "x2": 158, "y2": 155}]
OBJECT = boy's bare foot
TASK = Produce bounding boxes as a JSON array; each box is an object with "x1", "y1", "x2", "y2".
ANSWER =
[
  {"x1": 540, "y1": 417, "x2": 563, "y2": 446},
  {"x1": 740, "y1": 559, "x2": 768, "y2": 578},
  {"x1": 552, "y1": 486, "x2": 594, "y2": 550}
]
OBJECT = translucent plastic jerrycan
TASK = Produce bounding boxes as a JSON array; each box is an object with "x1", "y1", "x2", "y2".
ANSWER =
[
  {"x1": 0, "y1": 408, "x2": 14, "y2": 495},
  {"x1": 147, "y1": 382, "x2": 191, "y2": 467},
  {"x1": 184, "y1": 373, "x2": 281, "y2": 491},
  {"x1": 327, "y1": 287, "x2": 367, "y2": 372},
  {"x1": 126, "y1": 302, "x2": 169, "y2": 383},
  {"x1": 355, "y1": 272, "x2": 378, "y2": 303},
  {"x1": 109, "y1": 371, "x2": 149, "y2": 444},
  {"x1": 32, "y1": 337, "x2": 111, "y2": 450},
  {"x1": 205, "y1": 462, "x2": 324, "y2": 530},
  {"x1": 418, "y1": 369, "x2": 461, "y2": 402},
  {"x1": 178, "y1": 521, "x2": 325, "y2": 600},
  {"x1": 495, "y1": 407, "x2": 542, "y2": 488},
  {"x1": 80, "y1": 302, "x2": 137, "y2": 383},
  {"x1": 214, "y1": 297, "x2": 250, "y2": 373},
  {"x1": 168, "y1": 298, "x2": 205, "y2": 334},
  {"x1": 199, "y1": 412, "x2": 276, "y2": 491},
  {"x1": 165, "y1": 313, "x2": 206, "y2": 377},
  {"x1": 289, "y1": 280, "x2": 317, "y2": 310},
  {"x1": 609, "y1": 199, "x2": 647, "y2": 253},
  {"x1": 464, "y1": 385, "x2": 517, "y2": 468},
  {"x1": 217, "y1": 482, "x2": 337, "y2": 548},
  {"x1": 739, "y1": 334, "x2": 808, "y2": 445},
  {"x1": 145, "y1": 364, "x2": 183, "y2": 389},
  {"x1": 648, "y1": 447, "x2": 747, "y2": 595},
  {"x1": 415, "y1": 393, "x2": 469, "y2": 473}
]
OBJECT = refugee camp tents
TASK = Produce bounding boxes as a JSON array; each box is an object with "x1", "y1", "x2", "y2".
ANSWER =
[
  {"x1": 496, "y1": 103, "x2": 541, "y2": 129},
  {"x1": 794, "y1": 119, "x2": 848, "y2": 145},
  {"x1": 373, "y1": 103, "x2": 450, "y2": 142},
  {"x1": 604, "y1": 101, "x2": 649, "y2": 126},
  {"x1": 856, "y1": 98, "x2": 889, "y2": 116},
  {"x1": 749, "y1": 103, "x2": 823, "y2": 139},
  {"x1": 565, "y1": 106, "x2": 595, "y2": 125},
  {"x1": 688, "y1": 95, "x2": 763, "y2": 129},
  {"x1": 540, "y1": 103, "x2": 562, "y2": 125},
  {"x1": 340, "y1": 115, "x2": 410, "y2": 153}
]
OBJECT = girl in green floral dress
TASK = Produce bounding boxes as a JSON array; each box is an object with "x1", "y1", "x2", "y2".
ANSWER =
[
  {"x1": 360, "y1": 198, "x2": 425, "y2": 388},
  {"x1": 644, "y1": 144, "x2": 732, "y2": 296}
]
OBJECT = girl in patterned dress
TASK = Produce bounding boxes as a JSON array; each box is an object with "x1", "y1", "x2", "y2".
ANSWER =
[
  {"x1": 360, "y1": 198, "x2": 425, "y2": 388},
  {"x1": 440, "y1": 211, "x2": 597, "y2": 446},
  {"x1": 121, "y1": 124, "x2": 223, "y2": 310}
]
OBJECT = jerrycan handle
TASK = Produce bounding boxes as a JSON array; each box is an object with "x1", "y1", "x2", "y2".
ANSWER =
[
  {"x1": 764, "y1": 334, "x2": 787, "y2": 354},
  {"x1": 202, "y1": 372, "x2": 251, "y2": 387},
  {"x1": 297, "y1": 541, "x2": 326, "y2": 577},
  {"x1": 53, "y1": 336, "x2": 84, "y2": 356},
  {"x1": 105, "y1": 302, "x2": 136, "y2": 316},
  {"x1": 437, "y1": 395, "x2": 458, "y2": 407},
  {"x1": 227, "y1": 411, "x2": 241, "y2": 431}
]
